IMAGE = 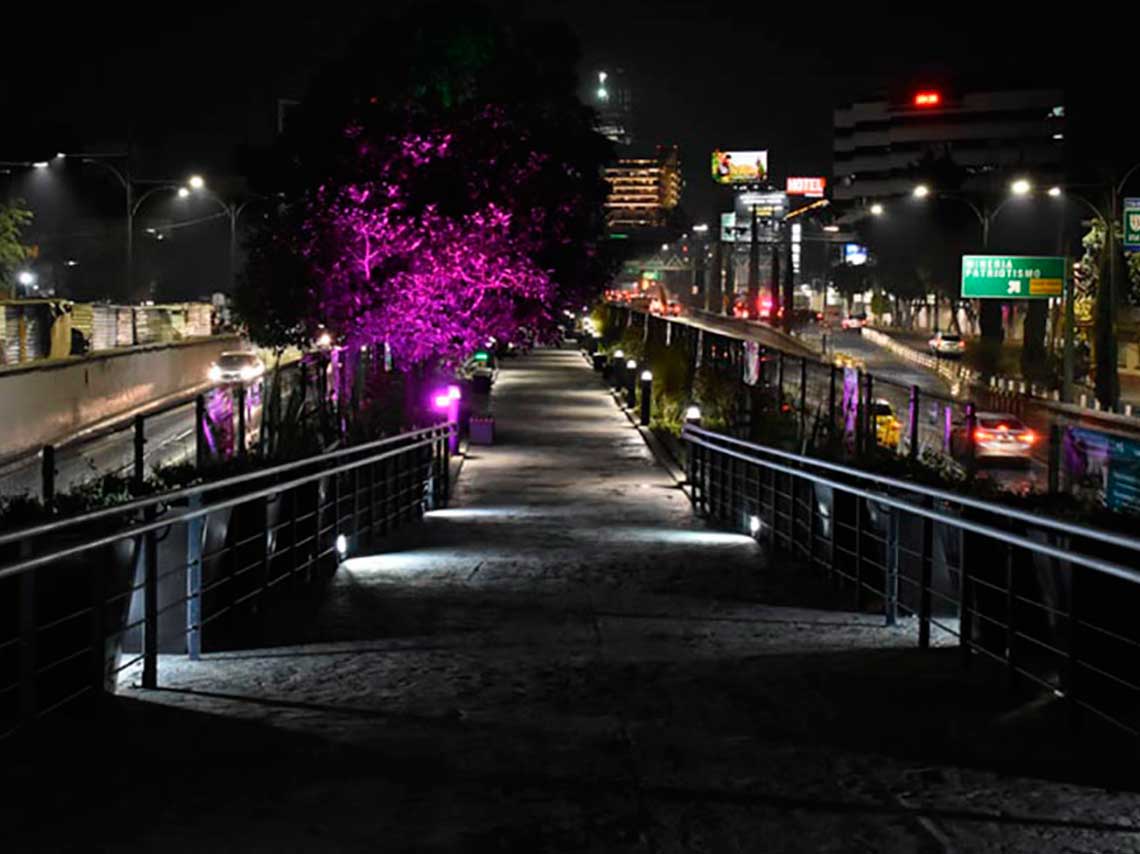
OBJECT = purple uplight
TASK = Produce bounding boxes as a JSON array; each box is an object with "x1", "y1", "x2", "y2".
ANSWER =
[
  {"x1": 433, "y1": 393, "x2": 452, "y2": 410},
  {"x1": 447, "y1": 385, "x2": 461, "y2": 400}
]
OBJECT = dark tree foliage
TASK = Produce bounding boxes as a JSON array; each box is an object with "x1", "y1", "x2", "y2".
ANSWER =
[{"x1": 237, "y1": 4, "x2": 614, "y2": 354}]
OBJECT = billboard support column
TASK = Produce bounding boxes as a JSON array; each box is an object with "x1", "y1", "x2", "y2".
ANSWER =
[
  {"x1": 747, "y1": 205, "x2": 760, "y2": 312},
  {"x1": 708, "y1": 240, "x2": 723, "y2": 314},
  {"x1": 782, "y1": 226, "x2": 794, "y2": 333},
  {"x1": 1062, "y1": 267, "x2": 1076, "y2": 404}
]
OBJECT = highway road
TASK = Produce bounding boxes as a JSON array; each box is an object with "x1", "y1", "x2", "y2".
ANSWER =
[{"x1": 650, "y1": 307, "x2": 1047, "y2": 494}]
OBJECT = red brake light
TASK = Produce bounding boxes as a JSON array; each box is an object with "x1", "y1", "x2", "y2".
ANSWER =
[
  {"x1": 974, "y1": 429, "x2": 993, "y2": 442},
  {"x1": 914, "y1": 91, "x2": 942, "y2": 107},
  {"x1": 1018, "y1": 430, "x2": 1036, "y2": 445}
]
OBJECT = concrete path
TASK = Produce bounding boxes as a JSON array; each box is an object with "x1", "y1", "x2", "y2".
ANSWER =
[{"x1": 7, "y1": 348, "x2": 1140, "y2": 853}]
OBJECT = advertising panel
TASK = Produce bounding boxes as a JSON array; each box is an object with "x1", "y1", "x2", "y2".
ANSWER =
[
  {"x1": 720, "y1": 212, "x2": 737, "y2": 242},
  {"x1": 786, "y1": 177, "x2": 827, "y2": 197},
  {"x1": 844, "y1": 244, "x2": 868, "y2": 266},
  {"x1": 712, "y1": 150, "x2": 769, "y2": 184},
  {"x1": 734, "y1": 191, "x2": 787, "y2": 218},
  {"x1": 960, "y1": 255, "x2": 1065, "y2": 299}
]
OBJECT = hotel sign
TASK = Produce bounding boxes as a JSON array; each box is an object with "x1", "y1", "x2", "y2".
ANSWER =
[
  {"x1": 960, "y1": 255, "x2": 1066, "y2": 299},
  {"x1": 786, "y1": 177, "x2": 826, "y2": 198}
]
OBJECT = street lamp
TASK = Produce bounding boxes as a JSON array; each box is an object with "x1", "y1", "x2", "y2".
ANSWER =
[
  {"x1": 913, "y1": 184, "x2": 930, "y2": 198},
  {"x1": 1048, "y1": 186, "x2": 1062, "y2": 197},
  {"x1": 870, "y1": 203, "x2": 884, "y2": 216},
  {"x1": 188, "y1": 174, "x2": 205, "y2": 190},
  {"x1": 1010, "y1": 178, "x2": 1032, "y2": 196}
]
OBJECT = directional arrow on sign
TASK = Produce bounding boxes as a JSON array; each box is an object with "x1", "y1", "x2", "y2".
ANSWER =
[{"x1": 1007, "y1": 280, "x2": 1022, "y2": 294}]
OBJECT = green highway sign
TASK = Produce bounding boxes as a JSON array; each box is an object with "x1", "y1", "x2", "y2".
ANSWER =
[
  {"x1": 1124, "y1": 198, "x2": 1140, "y2": 251},
  {"x1": 961, "y1": 255, "x2": 1066, "y2": 299}
]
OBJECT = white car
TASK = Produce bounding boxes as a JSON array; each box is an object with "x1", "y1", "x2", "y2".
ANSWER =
[
  {"x1": 929, "y1": 331, "x2": 966, "y2": 358},
  {"x1": 209, "y1": 351, "x2": 265, "y2": 384},
  {"x1": 841, "y1": 313, "x2": 866, "y2": 331}
]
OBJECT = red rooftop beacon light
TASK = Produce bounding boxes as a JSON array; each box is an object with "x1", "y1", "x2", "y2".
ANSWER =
[{"x1": 914, "y1": 91, "x2": 942, "y2": 107}]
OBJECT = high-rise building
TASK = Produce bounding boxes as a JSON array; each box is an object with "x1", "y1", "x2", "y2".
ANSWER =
[
  {"x1": 593, "y1": 68, "x2": 633, "y2": 147},
  {"x1": 603, "y1": 145, "x2": 682, "y2": 233},
  {"x1": 833, "y1": 86, "x2": 1066, "y2": 200}
]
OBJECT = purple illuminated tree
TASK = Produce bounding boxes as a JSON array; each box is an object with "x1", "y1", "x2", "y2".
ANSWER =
[
  {"x1": 304, "y1": 112, "x2": 586, "y2": 366},
  {"x1": 239, "y1": 5, "x2": 613, "y2": 371}
]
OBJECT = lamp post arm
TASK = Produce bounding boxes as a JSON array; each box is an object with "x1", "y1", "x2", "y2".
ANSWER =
[{"x1": 1115, "y1": 162, "x2": 1140, "y2": 197}]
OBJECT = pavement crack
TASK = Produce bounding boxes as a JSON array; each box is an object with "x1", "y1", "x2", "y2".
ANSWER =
[{"x1": 466, "y1": 561, "x2": 484, "y2": 581}]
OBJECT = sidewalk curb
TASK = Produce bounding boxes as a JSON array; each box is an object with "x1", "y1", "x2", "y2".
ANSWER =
[{"x1": 606, "y1": 387, "x2": 689, "y2": 489}]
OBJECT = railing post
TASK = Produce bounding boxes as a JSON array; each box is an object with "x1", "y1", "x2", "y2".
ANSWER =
[
  {"x1": 236, "y1": 383, "x2": 247, "y2": 458},
  {"x1": 788, "y1": 474, "x2": 798, "y2": 552},
  {"x1": 1066, "y1": 565, "x2": 1081, "y2": 730},
  {"x1": 41, "y1": 444, "x2": 55, "y2": 507},
  {"x1": 806, "y1": 482, "x2": 816, "y2": 567},
  {"x1": 91, "y1": 552, "x2": 107, "y2": 702},
  {"x1": 133, "y1": 414, "x2": 146, "y2": 491},
  {"x1": 863, "y1": 373, "x2": 875, "y2": 454},
  {"x1": 442, "y1": 429, "x2": 451, "y2": 506},
  {"x1": 853, "y1": 497, "x2": 864, "y2": 609},
  {"x1": 959, "y1": 527, "x2": 973, "y2": 668},
  {"x1": 777, "y1": 352, "x2": 785, "y2": 404},
  {"x1": 19, "y1": 567, "x2": 36, "y2": 722},
  {"x1": 1005, "y1": 539, "x2": 1016, "y2": 688},
  {"x1": 908, "y1": 385, "x2": 920, "y2": 461},
  {"x1": 798, "y1": 357, "x2": 808, "y2": 441},
  {"x1": 828, "y1": 364, "x2": 837, "y2": 434},
  {"x1": 257, "y1": 496, "x2": 271, "y2": 607},
  {"x1": 767, "y1": 465, "x2": 777, "y2": 545},
  {"x1": 142, "y1": 505, "x2": 159, "y2": 688},
  {"x1": 853, "y1": 370, "x2": 864, "y2": 457},
  {"x1": 1048, "y1": 422, "x2": 1062, "y2": 495},
  {"x1": 885, "y1": 505, "x2": 899, "y2": 627},
  {"x1": 195, "y1": 394, "x2": 207, "y2": 470},
  {"x1": 918, "y1": 499, "x2": 934, "y2": 649},
  {"x1": 186, "y1": 494, "x2": 204, "y2": 661}
]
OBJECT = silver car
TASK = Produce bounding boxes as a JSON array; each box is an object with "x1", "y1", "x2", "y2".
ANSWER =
[
  {"x1": 209, "y1": 351, "x2": 265, "y2": 384},
  {"x1": 954, "y1": 412, "x2": 1037, "y2": 464}
]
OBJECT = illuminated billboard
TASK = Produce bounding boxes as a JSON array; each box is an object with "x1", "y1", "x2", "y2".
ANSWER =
[
  {"x1": 844, "y1": 244, "x2": 868, "y2": 266},
  {"x1": 712, "y1": 150, "x2": 768, "y2": 185},
  {"x1": 786, "y1": 177, "x2": 827, "y2": 198}
]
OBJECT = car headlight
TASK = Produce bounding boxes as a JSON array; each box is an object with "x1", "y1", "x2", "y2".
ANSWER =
[
  {"x1": 239, "y1": 364, "x2": 262, "y2": 381},
  {"x1": 208, "y1": 365, "x2": 223, "y2": 382}
]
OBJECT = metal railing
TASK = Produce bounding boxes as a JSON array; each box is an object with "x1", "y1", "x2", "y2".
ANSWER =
[
  {"x1": 0, "y1": 421, "x2": 454, "y2": 739},
  {"x1": 683, "y1": 423, "x2": 1140, "y2": 738}
]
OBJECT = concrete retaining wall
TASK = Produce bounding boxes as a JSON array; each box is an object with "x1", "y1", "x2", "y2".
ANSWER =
[{"x1": 0, "y1": 335, "x2": 239, "y2": 461}]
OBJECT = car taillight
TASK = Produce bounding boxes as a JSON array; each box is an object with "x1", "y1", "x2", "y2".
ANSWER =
[
  {"x1": 1017, "y1": 431, "x2": 1036, "y2": 444},
  {"x1": 974, "y1": 429, "x2": 994, "y2": 442}
]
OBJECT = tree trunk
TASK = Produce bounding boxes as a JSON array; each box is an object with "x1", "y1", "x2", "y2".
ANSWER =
[
  {"x1": 1094, "y1": 243, "x2": 1120, "y2": 408},
  {"x1": 980, "y1": 301, "x2": 1004, "y2": 343},
  {"x1": 1020, "y1": 301, "x2": 1047, "y2": 380}
]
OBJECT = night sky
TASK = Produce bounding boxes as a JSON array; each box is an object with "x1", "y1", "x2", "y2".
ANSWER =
[{"x1": 3, "y1": 2, "x2": 1131, "y2": 227}]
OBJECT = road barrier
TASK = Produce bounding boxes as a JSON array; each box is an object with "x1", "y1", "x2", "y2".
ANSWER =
[
  {"x1": 0, "y1": 422, "x2": 454, "y2": 740},
  {"x1": 683, "y1": 423, "x2": 1140, "y2": 740}
]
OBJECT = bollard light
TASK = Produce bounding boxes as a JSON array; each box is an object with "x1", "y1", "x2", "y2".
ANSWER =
[
  {"x1": 335, "y1": 534, "x2": 348, "y2": 558},
  {"x1": 749, "y1": 515, "x2": 761, "y2": 536},
  {"x1": 639, "y1": 369, "x2": 653, "y2": 426},
  {"x1": 685, "y1": 404, "x2": 702, "y2": 422},
  {"x1": 625, "y1": 360, "x2": 638, "y2": 408},
  {"x1": 626, "y1": 359, "x2": 637, "y2": 370},
  {"x1": 614, "y1": 349, "x2": 625, "y2": 359}
]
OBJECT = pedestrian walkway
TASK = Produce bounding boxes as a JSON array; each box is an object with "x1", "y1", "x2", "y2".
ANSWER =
[{"x1": 7, "y1": 348, "x2": 1140, "y2": 852}]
